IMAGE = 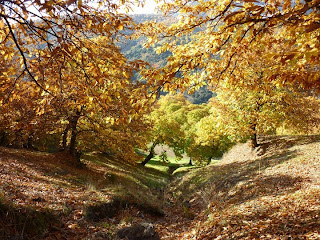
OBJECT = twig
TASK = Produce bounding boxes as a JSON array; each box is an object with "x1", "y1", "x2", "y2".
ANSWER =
[{"x1": 3, "y1": 16, "x2": 53, "y2": 96}]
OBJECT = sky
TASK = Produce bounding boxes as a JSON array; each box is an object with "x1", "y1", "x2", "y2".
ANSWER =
[
  {"x1": 26, "y1": 0, "x2": 159, "y2": 19},
  {"x1": 129, "y1": 0, "x2": 158, "y2": 14}
]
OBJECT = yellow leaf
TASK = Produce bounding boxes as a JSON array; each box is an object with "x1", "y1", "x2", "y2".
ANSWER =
[{"x1": 123, "y1": 71, "x2": 130, "y2": 78}]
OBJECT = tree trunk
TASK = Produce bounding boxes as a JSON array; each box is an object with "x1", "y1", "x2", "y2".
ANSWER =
[
  {"x1": 252, "y1": 132, "x2": 258, "y2": 148},
  {"x1": 250, "y1": 124, "x2": 259, "y2": 148},
  {"x1": 69, "y1": 128, "x2": 78, "y2": 157},
  {"x1": 27, "y1": 133, "x2": 35, "y2": 149},
  {"x1": 188, "y1": 157, "x2": 193, "y2": 166},
  {"x1": 0, "y1": 131, "x2": 7, "y2": 146},
  {"x1": 206, "y1": 156, "x2": 212, "y2": 165},
  {"x1": 68, "y1": 109, "x2": 81, "y2": 157},
  {"x1": 61, "y1": 125, "x2": 70, "y2": 150},
  {"x1": 141, "y1": 142, "x2": 157, "y2": 166},
  {"x1": 61, "y1": 107, "x2": 81, "y2": 157}
]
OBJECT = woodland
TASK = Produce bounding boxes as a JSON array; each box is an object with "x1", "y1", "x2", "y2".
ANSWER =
[{"x1": 0, "y1": 0, "x2": 320, "y2": 239}]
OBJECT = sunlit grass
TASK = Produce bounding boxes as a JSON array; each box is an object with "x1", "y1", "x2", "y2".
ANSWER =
[
  {"x1": 144, "y1": 154, "x2": 219, "y2": 176},
  {"x1": 144, "y1": 155, "x2": 189, "y2": 175}
]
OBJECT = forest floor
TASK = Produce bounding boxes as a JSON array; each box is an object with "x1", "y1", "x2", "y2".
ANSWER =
[{"x1": 1, "y1": 135, "x2": 320, "y2": 239}]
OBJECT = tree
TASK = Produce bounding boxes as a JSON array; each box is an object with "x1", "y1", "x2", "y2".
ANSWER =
[
  {"x1": 191, "y1": 113, "x2": 235, "y2": 163},
  {"x1": 0, "y1": 1, "x2": 158, "y2": 163},
  {"x1": 139, "y1": 3, "x2": 320, "y2": 149},
  {"x1": 192, "y1": 42, "x2": 320, "y2": 148},
  {"x1": 0, "y1": 0, "x2": 136, "y2": 88},
  {"x1": 144, "y1": 94, "x2": 231, "y2": 166},
  {"x1": 182, "y1": 103, "x2": 217, "y2": 165},
  {"x1": 139, "y1": 0, "x2": 320, "y2": 94},
  {"x1": 205, "y1": 81, "x2": 320, "y2": 149},
  {"x1": 142, "y1": 94, "x2": 187, "y2": 165},
  {"x1": 0, "y1": 34, "x2": 151, "y2": 163}
]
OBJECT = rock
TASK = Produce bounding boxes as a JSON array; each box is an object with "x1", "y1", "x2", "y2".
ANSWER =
[
  {"x1": 117, "y1": 223, "x2": 160, "y2": 240},
  {"x1": 85, "y1": 199, "x2": 121, "y2": 222},
  {"x1": 89, "y1": 230, "x2": 113, "y2": 240}
]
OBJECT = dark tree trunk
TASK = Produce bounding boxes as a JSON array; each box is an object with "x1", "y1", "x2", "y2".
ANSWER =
[
  {"x1": 250, "y1": 124, "x2": 259, "y2": 148},
  {"x1": 0, "y1": 131, "x2": 7, "y2": 146},
  {"x1": 141, "y1": 142, "x2": 157, "y2": 166},
  {"x1": 252, "y1": 132, "x2": 258, "y2": 148},
  {"x1": 69, "y1": 129, "x2": 78, "y2": 156},
  {"x1": 61, "y1": 107, "x2": 81, "y2": 157},
  {"x1": 68, "y1": 109, "x2": 81, "y2": 157},
  {"x1": 61, "y1": 125, "x2": 70, "y2": 150},
  {"x1": 188, "y1": 157, "x2": 193, "y2": 166},
  {"x1": 206, "y1": 156, "x2": 212, "y2": 165},
  {"x1": 141, "y1": 151, "x2": 154, "y2": 166},
  {"x1": 27, "y1": 133, "x2": 35, "y2": 149}
]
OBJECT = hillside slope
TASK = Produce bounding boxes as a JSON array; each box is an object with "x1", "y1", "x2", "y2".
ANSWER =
[
  {"x1": 159, "y1": 135, "x2": 320, "y2": 239},
  {"x1": 0, "y1": 148, "x2": 168, "y2": 239},
  {"x1": 1, "y1": 135, "x2": 320, "y2": 239}
]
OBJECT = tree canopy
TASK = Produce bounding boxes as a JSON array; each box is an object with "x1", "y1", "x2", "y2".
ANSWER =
[
  {"x1": 1, "y1": 0, "x2": 319, "y2": 165},
  {"x1": 139, "y1": 0, "x2": 320, "y2": 93},
  {"x1": 0, "y1": 0, "x2": 152, "y2": 161}
]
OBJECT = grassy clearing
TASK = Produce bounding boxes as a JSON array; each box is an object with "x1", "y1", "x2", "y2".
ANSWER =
[
  {"x1": 143, "y1": 144, "x2": 216, "y2": 176},
  {"x1": 144, "y1": 155, "x2": 191, "y2": 175},
  {"x1": 172, "y1": 160, "x2": 219, "y2": 177}
]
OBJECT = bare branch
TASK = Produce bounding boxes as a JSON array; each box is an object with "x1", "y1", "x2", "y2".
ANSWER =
[{"x1": 3, "y1": 15, "x2": 53, "y2": 96}]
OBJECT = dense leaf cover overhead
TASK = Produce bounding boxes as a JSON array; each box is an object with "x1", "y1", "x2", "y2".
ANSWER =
[
  {"x1": 1, "y1": 0, "x2": 320, "y2": 161},
  {"x1": 140, "y1": 0, "x2": 320, "y2": 93},
  {"x1": 0, "y1": 0, "x2": 151, "y2": 160}
]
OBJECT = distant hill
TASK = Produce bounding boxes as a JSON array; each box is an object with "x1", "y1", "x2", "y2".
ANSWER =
[
  {"x1": 184, "y1": 86, "x2": 216, "y2": 104},
  {"x1": 120, "y1": 14, "x2": 173, "y2": 68},
  {"x1": 122, "y1": 14, "x2": 215, "y2": 104}
]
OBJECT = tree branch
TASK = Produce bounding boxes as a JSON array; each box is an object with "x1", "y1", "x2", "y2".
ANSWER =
[{"x1": 3, "y1": 15, "x2": 53, "y2": 96}]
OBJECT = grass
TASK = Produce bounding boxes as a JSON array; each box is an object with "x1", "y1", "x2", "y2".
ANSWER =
[
  {"x1": 83, "y1": 153, "x2": 169, "y2": 190},
  {"x1": 144, "y1": 153, "x2": 220, "y2": 181},
  {"x1": 144, "y1": 155, "x2": 190, "y2": 175},
  {"x1": 172, "y1": 160, "x2": 219, "y2": 176}
]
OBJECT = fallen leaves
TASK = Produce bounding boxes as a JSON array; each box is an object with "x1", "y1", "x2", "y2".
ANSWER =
[
  {"x1": 1, "y1": 135, "x2": 320, "y2": 239},
  {"x1": 157, "y1": 136, "x2": 320, "y2": 239}
]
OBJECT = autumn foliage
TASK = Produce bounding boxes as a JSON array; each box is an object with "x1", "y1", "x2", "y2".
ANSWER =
[
  {"x1": 1, "y1": 1, "x2": 320, "y2": 239},
  {"x1": 140, "y1": 0, "x2": 320, "y2": 94},
  {"x1": 0, "y1": 0, "x2": 152, "y2": 161},
  {"x1": 1, "y1": 0, "x2": 320, "y2": 162}
]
